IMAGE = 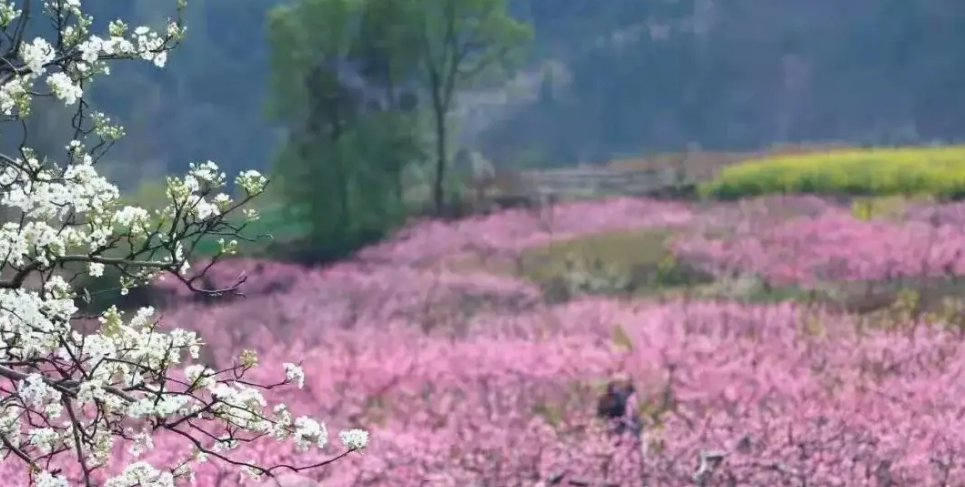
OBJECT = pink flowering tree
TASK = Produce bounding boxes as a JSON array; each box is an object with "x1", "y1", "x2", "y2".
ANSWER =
[
  {"x1": 0, "y1": 1, "x2": 365, "y2": 486},
  {"x1": 143, "y1": 196, "x2": 965, "y2": 486},
  {"x1": 160, "y1": 287, "x2": 965, "y2": 487}
]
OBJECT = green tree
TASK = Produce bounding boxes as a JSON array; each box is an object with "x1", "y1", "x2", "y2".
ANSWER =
[
  {"x1": 267, "y1": 0, "x2": 426, "y2": 262},
  {"x1": 408, "y1": 0, "x2": 532, "y2": 214}
]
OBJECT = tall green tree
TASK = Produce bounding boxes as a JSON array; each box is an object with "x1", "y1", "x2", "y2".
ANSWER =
[
  {"x1": 407, "y1": 0, "x2": 532, "y2": 214},
  {"x1": 267, "y1": 0, "x2": 426, "y2": 262}
]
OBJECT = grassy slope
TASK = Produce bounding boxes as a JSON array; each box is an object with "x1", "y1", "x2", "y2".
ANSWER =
[{"x1": 516, "y1": 228, "x2": 674, "y2": 283}]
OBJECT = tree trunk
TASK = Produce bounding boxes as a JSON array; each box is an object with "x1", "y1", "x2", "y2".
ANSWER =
[
  {"x1": 385, "y1": 82, "x2": 406, "y2": 207},
  {"x1": 330, "y1": 106, "x2": 350, "y2": 232},
  {"x1": 432, "y1": 102, "x2": 448, "y2": 215}
]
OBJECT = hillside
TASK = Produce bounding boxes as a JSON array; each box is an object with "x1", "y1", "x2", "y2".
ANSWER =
[
  {"x1": 113, "y1": 192, "x2": 965, "y2": 486},
  {"x1": 22, "y1": 0, "x2": 965, "y2": 181},
  {"x1": 484, "y1": 0, "x2": 965, "y2": 164}
]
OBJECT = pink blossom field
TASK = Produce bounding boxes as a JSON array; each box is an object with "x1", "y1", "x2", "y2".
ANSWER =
[
  {"x1": 674, "y1": 198, "x2": 965, "y2": 286},
  {"x1": 39, "y1": 196, "x2": 965, "y2": 486}
]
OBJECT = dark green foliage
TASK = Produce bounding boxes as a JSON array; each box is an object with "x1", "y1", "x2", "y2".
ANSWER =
[
  {"x1": 271, "y1": 115, "x2": 423, "y2": 262},
  {"x1": 266, "y1": 0, "x2": 534, "y2": 262},
  {"x1": 267, "y1": 0, "x2": 427, "y2": 263}
]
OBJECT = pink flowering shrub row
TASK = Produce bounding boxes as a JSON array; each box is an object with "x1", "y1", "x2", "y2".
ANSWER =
[
  {"x1": 151, "y1": 197, "x2": 692, "y2": 310},
  {"x1": 157, "y1": 196, "x2": 965, "y2": 305},
  {"x1": 354, "y1": 197, "x2": 693, "y2": 266},
  {"x1": 150, "y1": 195, "x2": 864, "y2": 307},
  {"x1": 155, "y1": 265, "x2": 543, "y2": 361},
  {"x1": 38, "y1": 296, "x2": 950, "y2": 487},
  {"x1": 905, "y1": 200, "x2": 965, "y2": 226},
  {"x1": 673, "y1": 205, "x2": 965, "y2": 286}
]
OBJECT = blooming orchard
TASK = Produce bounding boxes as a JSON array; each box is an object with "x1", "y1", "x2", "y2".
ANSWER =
[
  {"x1": 0, "y1": 1, "x2": 364, "y2": 486},
  {"x1": 3, "y1": 0, "x2": 963, "y2": 485},
  {"x1": 129, "y1": 195, "x2": 965, "y2": 486}
]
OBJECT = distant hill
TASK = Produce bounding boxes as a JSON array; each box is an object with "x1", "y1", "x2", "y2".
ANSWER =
[
  {"x1": 40, "y1": 0, "x2": 965, "y2": 180},
  {"x1": 480, "y1": 0, "x2": 965, "y2": 166}
]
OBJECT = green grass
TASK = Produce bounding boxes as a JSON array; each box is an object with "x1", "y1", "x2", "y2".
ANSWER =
[
  {"x1": 448, "y1": 226, "x2": 965, "y2": 312},
  {"x1": 515, "y1": 228, "x2": 677, "y2": 283},
  {"x1": 449, "y1": 228, "x2": 716, "y2": 301},
  {"x1": 452, "y1": 227, "x2": 839, "y2": 304}
]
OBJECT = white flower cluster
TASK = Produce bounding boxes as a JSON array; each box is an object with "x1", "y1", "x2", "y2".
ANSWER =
[
  {"x1": 0, "y1": 0, "x2": 185, "y2": 116},
  {"x1": 0, "y1": 0, "x2": 366, "y2": 485}
]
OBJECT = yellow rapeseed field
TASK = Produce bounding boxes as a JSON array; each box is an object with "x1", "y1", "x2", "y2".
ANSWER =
[{"x1": 700, "y1": 145, "x2": 965, "y2": 200}]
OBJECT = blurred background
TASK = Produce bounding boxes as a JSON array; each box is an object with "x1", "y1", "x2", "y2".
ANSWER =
[
  {"x1": 44, "y1": 0, "x2": 964, "y2": 265},
  {"x1": 29, "y1": 0, "x2": 965, "y2": 296},
  {"x1": 69, "y1": 0, "x2": 965, "y2": 175}
]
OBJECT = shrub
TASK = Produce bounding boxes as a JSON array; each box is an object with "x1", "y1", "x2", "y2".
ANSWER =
[
  {"x1": 153, "y1": 283, "x2": 965, "y2": 486},
  {"x1": 122, "y1": 196, "x2": 965, "y2": 486},
  {"x1": 673, "y1": 212, "x2": 965, "y2": 285},
  {"x1": 700, "y1": 145, "x2": 965, "y2": 200},
  {"x1": 357, "y1": 197, "x2": 694, "y2": 266}
]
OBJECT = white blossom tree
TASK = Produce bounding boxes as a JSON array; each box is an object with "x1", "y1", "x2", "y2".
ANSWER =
[{"x1": 0, "y1": 1, "x2": 366, "y2": 486}]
